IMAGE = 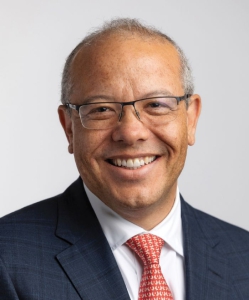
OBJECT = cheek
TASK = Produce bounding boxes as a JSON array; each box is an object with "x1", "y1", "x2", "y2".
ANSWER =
[
  {"x1": 73, "y1": 135, "x2": 102, "y2": 186},
  {"x1": 153, "y1": 119, "x2": 188, "y2": 154},
  {"x1": 72, "y1": 127, "x2": 110, "y2": 170}
]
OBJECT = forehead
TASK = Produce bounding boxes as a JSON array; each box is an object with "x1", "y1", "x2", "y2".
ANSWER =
[{"x1": 70, "y1": 35, "x2": 183, "y2": 99}]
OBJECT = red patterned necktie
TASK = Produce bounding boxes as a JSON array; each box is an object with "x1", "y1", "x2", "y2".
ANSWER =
[{"x1": 126, "y1": 233, "x2": 174, "y2": 300}]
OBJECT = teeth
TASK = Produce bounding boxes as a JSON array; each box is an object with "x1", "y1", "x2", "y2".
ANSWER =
[
  {"x1": 139, "y1": 158, "x2": 145, "y2": 166},
  {"x1": 112, "y1": 156, "x2": 156, "y2": 168},
  {"x1": 122, "y1": 159, "x2": 127, "y2": 167},
  {"x1": 127, "y1": 159, "x2": 133, "y2": 168},
  {"x1": 133, "y1": 158, "x2": 140, "y2": 167}
]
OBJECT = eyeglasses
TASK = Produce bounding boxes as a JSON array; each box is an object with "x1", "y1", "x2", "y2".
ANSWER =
[{"x1": 66, "y1": 94, "x2": 191, "y2": 130}]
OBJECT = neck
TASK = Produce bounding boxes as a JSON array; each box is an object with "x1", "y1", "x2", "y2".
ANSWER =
[
  {"x1": 85, "y1": 181, "x2": 178, "y2": 231},
  {"x1": 113, "y1": 190, "x2": 176, "y2": 230}
]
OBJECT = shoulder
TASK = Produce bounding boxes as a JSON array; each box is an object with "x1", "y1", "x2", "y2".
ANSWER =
[
  {"x1": 0, "y1": 178, "x2": 86, "y2": 299},
  {"x1": 0, "y1": 177, "x2": 83, "y2": 226},
  {"x1": 181, "y1": 197, "x2": 249, "y2": 251},
  {"x1": 0, "y1": 194, "x2": 62, "y2": 256},
  {"x1": 0, "y1": 178, "x2": 78, "y2": 244},
  {"x1": 0, "y1": 177, "x2": 90, "y2": 249},
  {"x1": 0, "y1": 179, "x2": 83, "y2": 272},
  {"x1": 0, "y1": 193, "x2": 60, "y2": 227},
  {"x1": 181, "y1": 198, "x2": 249, "y2": 297}
]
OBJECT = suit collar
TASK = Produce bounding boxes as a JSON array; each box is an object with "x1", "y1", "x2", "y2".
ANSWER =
[
  {"x1": 56, "y1": 177, "x2": 130, "y2": 300},
  {"x1": 181, "y1": 196, "x2": 230, "y2": 300}
]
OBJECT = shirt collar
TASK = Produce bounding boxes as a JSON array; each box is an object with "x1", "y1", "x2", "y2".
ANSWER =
[{"x1": 84, "y1": 183, "x2": 184, "y2": 257}]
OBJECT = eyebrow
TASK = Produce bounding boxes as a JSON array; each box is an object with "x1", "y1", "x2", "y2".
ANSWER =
[
  {"x1": 80, "y1": 89, "x2": 174, "y2": 104},
  {"x1": 80, "y1": 95, "x2": 115, "y2": 104},
  {"x1": 139, "y1": 89, "x2": 174, "y2": 99}
]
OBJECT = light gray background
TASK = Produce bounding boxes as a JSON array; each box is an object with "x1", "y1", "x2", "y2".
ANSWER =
[{"x1": 1, "y1": 0, "x2": 248, "y2": 230}]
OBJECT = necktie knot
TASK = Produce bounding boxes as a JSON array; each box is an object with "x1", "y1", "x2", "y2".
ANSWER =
[
  {"x1": 126, "y1": 233, "x2": 164, "y2": 266},
  {"x1": 126, "y1": 233, "x2": 174, "y2": 299}
]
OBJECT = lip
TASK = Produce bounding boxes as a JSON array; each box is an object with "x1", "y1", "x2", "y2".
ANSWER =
[
  {"x1": 106, "y1": 153, "x2": 159, "y2": 159},
  {"x1": 104, "y1": 155, "x2": 161, "y2": 181},
  {"x1": 107, "y1": 155, "x2": 157, "y2": 168}
]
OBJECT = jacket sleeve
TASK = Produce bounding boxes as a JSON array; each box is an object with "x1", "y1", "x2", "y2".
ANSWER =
[{"x1": 0, "y1": 256, "x2": 19, "y2": 300}]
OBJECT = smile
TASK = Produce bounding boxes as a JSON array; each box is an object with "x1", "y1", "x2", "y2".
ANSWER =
[{"x1": 109, "y1": 156, "x2": 157, "y2": 169}]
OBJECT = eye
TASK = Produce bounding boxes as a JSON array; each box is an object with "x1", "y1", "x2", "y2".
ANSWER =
[
  {"x1": 81, "y1": 103, "x2": 117, "y2": 120},
  {"x1": 145, "y1": 99, "x2": 171, "y2": 109},
  {"x1": 141, "y1": 98, "x2": 177, "y2": 115},
  {"x1": 148, "y1": 102, "x2": 162, "y2": 108},
  {"x1": 90, "y1": 106, "x2": 111, "y2": 113},
  {"x1": 147, "y1": 99, "x2": 171, "y2": 108}
]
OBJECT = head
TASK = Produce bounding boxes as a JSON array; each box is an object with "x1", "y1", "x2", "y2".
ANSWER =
[
  {"x1": 58, "y1": 18, "x2": 201, "y2": 229},
  {"x1": 61, "y1": 19, "x2": 194, "y2": 107}
]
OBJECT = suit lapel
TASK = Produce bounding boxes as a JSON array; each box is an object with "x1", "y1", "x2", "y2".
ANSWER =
[
  {"x1": 55, "y1": 178, "x2": 130, "y2": 300},
  {"x1": 55, "y1": 179, "x2": 232, "y2": 299},
  {"x1": 181, "y1": 197, "x2": 230, "y2": 300}
]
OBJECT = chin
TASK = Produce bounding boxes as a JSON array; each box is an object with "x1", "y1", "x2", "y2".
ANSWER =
[{"x1": 108, "y1": 188, "x2": 163, "y2": 211}]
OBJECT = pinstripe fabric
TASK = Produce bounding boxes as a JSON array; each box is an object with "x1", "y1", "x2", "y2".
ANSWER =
[
  {"x1": 0, "y1": 177, "x2": 249, "y2": 300},
  {"x1": 0, "y1": 179, "x2": 130, "y2": 300},
  {"x1": 181, "y1": 197, "x2": 249, "y2": 299}
]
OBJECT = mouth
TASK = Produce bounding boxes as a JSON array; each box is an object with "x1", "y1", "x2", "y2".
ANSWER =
[{"x1": 107, "y1": 156, "x2": 157, "y2": 169}]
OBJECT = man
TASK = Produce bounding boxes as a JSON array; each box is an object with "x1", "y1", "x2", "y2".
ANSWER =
[{"x1": 0, "y1": 18, "x2": 249, "y2": 300}]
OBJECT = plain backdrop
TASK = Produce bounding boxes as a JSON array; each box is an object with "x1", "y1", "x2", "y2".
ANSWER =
[{"x1": 1, "y1": 0, "x2": 248, "y2": 230}]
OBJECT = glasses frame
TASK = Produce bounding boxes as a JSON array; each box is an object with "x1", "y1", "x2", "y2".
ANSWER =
[{"x1": 65, "y1": 94, "x2": 191, "y2": 128}]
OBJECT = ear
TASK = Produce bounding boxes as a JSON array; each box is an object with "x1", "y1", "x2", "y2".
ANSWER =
[
  {"x1": 58, "y1": 105, "x2": 74, "y2": 154},
  {"x1": 187, "y1": 94, "x2": 202, "y2": 146}
]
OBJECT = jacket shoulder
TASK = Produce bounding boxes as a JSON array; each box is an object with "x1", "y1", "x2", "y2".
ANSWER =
[
  {"x1": 0, "y1": 194, "x2": 59, "y2": 224},
  {"x1": 182, "y1": 198, "x2": 249, "y2": 251},
  {"x1": 0, "y1": 178, "x2": 82, "y2": 225}
]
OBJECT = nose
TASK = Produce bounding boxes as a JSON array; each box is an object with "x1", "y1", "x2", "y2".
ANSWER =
[
  {"x1": 112, "y1": 105, "x2": 150, "y2": 145},
  {"x1": 118, "y1": 102, "x2": 140, "y2": 121}
]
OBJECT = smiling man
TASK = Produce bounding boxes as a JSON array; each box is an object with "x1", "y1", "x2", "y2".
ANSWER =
[
  {"x1": 58, "y1": 26, "x2": 199, "y2": 231},
  {"x1": 1, "y1": 18, "x2": 249, "y2": 300}
]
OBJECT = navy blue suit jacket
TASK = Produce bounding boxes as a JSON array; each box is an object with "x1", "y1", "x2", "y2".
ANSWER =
[{"x1": 1, "y1": 177, "x2": 249, "y2": 299}]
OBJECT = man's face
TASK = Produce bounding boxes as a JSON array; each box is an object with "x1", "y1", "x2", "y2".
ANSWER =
[{"x1": 59, "y1": 35, "x2": 201, "y2": 224}]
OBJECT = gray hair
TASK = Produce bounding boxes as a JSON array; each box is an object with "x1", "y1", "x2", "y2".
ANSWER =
[{"x1": 61, "y1": 18, "x2": 194, "y2": 105}]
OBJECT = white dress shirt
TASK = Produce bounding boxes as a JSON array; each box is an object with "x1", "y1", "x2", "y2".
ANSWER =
[{"x1": 84, "y1": 184, "x2": 185, "y2": 300}]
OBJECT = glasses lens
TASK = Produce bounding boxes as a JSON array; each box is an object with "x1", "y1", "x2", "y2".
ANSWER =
[
  {"x1": 79, "y1": 102, "x2": 121, "y2": 129},
  {"x1": 78, "y1": 97, "x2": 181, "y2": 129},
  {"x1": 136, "y1": 97, "x2": 178, "y2": 124}
]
